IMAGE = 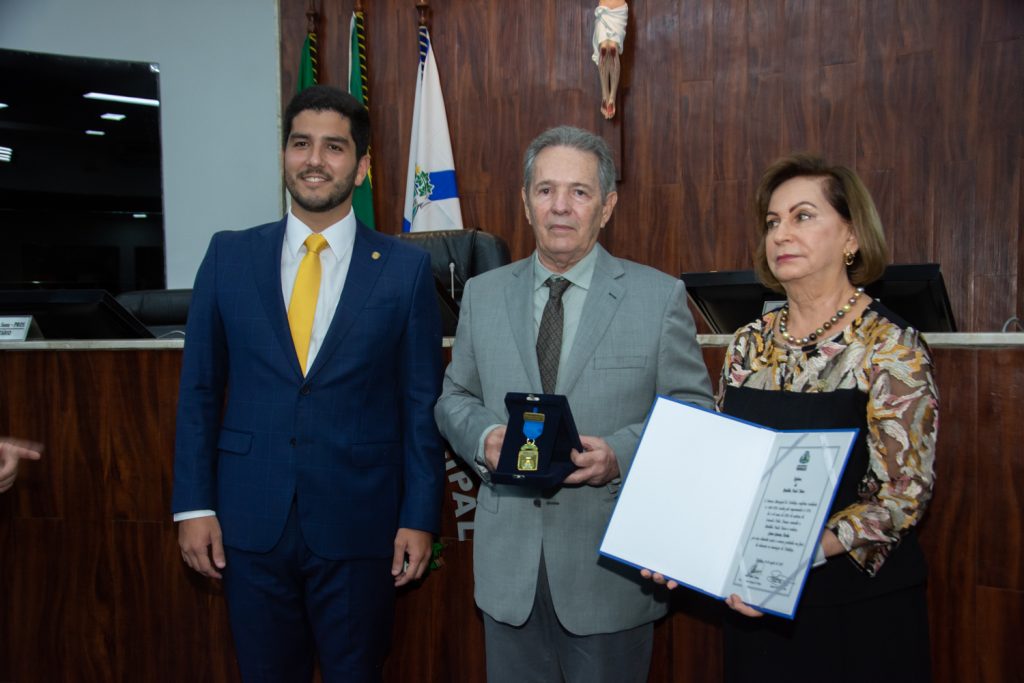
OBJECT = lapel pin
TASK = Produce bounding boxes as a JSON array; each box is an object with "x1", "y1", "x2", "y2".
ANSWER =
[{"x1": 371, "y1": 251, "x2": 381, "y2": 260}]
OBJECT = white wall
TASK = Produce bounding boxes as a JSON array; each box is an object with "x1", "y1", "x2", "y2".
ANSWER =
[{"x1": 0, "y1": 0, "x2": 283, "y2": 288}]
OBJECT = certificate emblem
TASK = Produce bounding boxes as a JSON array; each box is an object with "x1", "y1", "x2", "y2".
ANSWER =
[{"x1": 517, "y1": 410, "x2": 545, "y2": 471}]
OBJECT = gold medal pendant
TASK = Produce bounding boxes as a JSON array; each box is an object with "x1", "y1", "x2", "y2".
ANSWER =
[
  {"x1": 517, "y1": 440, "x2": 539, "y2": 471},
  {"x1": 517, "y1": 410, "x2": 545, "y2": 472}
]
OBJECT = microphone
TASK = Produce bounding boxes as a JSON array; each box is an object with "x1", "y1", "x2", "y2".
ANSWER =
[{"x1": 449, "y1": 262, "x2": 456, "y2": 299}]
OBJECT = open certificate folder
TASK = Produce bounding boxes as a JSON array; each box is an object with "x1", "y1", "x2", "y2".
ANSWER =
[{"x1": 600, "y1": 396, "x2": 858, "y2": 619}]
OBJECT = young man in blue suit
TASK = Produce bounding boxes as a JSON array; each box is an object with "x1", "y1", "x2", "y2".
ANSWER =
[{"x1": 173, "y1": 85, "x2": 444, "y2": 682}]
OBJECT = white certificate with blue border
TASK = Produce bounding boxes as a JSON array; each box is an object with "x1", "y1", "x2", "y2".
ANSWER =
[{"x1": 599, "y1": 396, "x2": 857, "y2": 619}]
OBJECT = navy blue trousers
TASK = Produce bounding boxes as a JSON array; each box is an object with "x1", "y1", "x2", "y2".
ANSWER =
[{"x1": 223, "y1": 501, "x2": 394, "y2": 683}]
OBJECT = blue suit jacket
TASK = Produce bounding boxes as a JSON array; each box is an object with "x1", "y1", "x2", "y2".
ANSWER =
[{"x1": 172, "y1": 217, "x2": 444, "y2": 559}]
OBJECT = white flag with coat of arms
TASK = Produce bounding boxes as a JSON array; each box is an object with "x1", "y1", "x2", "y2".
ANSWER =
[{"x1": 402, "y1": 26, "x2": 464, "y2": 232}]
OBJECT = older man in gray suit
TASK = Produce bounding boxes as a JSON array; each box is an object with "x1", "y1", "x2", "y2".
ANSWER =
[{"x1": 435, "y1": 125, "x2": 713, "y2": 682}]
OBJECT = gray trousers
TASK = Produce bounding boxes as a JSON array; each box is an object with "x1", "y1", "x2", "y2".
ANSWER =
[{"x1": 482, "y1": 556, "x2": 654, "y2": 683}]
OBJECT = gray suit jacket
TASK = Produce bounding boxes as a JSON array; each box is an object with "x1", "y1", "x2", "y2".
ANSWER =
[{"x1": 435, "y1": 245, "x2": 713, "y2": 635}]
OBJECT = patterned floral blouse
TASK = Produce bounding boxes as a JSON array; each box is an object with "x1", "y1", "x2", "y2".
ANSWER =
[{"x1": 717, "y1": 302, "x2": 939, "y2": 577}]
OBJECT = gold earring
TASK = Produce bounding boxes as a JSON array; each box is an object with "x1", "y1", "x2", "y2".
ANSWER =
[{"x1": 843, "y1": 250, "x2": 856, "y2": 267}]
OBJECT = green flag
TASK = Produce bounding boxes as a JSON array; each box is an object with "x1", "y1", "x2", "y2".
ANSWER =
[
  {"x1": 298, "y1": 32, "x2": 317, "y2": 92},
  {"x1": 348, "y1": 11, "x2": 376, "y2": 229}
]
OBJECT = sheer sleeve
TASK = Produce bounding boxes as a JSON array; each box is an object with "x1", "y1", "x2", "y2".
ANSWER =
[
  {"x1": 717, "y1": 325, "x2": 761, "y2": 411},
  {"x1": 827, "y1": 327, "x2": 939, "y2": 575}
]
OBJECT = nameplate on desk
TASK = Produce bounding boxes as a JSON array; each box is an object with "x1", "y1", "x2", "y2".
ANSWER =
[{"x1": 0, "y1": 316, "x2": 38, "y2": 341}]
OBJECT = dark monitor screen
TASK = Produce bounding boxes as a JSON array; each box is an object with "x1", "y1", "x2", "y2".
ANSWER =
[
  {"x1": 0, "y1": 289, "x2": 154, "y2": 340},
  {"x1": 681, "y1": 264, "x2": 957, "y2": 334}
]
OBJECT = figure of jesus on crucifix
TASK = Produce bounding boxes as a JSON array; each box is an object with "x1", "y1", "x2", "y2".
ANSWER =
[{"x1": 592, "y1": 0, "x2": 628, "y2": 119}]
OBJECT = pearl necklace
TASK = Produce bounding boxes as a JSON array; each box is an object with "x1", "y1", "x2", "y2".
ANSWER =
[{"x1": 778, "y1": 287, "x2": 864, "y2": 346}]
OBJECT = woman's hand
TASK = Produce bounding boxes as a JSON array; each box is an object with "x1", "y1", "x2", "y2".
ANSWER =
[
  {"x1": 639, "y1": 568, "x2": 678, "y2": 590},
  {"x1": 725, "y1": 593, "x2": 764, "y2": 618}
]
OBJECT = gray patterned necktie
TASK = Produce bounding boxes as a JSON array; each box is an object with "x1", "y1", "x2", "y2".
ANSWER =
[{"x1": 537, "y1": 277, "x2": 571, "y2": 394}]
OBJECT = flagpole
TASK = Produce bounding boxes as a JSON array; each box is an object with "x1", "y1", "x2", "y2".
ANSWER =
[
  {"x1": 348, "y1": 0, "x2": 376, "y2": 229},
  {"x1": 403, "y1": 0, "x2": 463, "y2": 232},
  {"x1": 305, "y1": 0, "x2": 318, "y2": 84}
]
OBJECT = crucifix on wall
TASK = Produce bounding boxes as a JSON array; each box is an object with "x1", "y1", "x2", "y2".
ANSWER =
[{"x1": 592, "y1": 0, "x2": 628, "y2": 119}]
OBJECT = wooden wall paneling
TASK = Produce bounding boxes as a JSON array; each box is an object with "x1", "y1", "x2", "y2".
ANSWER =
[
  {"x1": 106, "y1": 351, "x2": 180, "y2": 522},
  {"x1": 893, "y1": 0, "x2": 935, "y2": 57},
  {"x1": 627, "y1": 71, "x2": 683, "y2": 189},
  {"x1": 675, "y1": 80, "x2": 717, "y2": 275},
  {"x1": 467, "y1": 183, "x2": 534, "y2": 262},
  {"x1": 972, "y1": 37, "x2": 1023, "y2": 330},
  {"x1": 745, "y1": 0, "x2": 784, "y2": 183},
  {"x1": 861, "y1": 0, "x2": 908, "y2": 61},
  {"x1": 273, "y1": 1, "x2": 1024, "y2": 332},
  {"x1": 112, "y1": 519, "x2": 239, "y2": 682},
  {"x1": 677, "y1": 0, "x2": 715, "y2": 81},
  {"x1": 0, "y1": 492, "x2": 12, "y2": 682},
  {"x1": 934, "y1": 0, "x2": 982, "y2": 164},
  {"x1": 819, "y1": 0, "x2": 859, "y2": 67},
  {"x1": 549, "y1": 0, "x2": 591, "y2": 94},
  {"x1": 934, "y1": 161, "x2": 977, "y2": 332},
  {"x1": 819, "y1": 62, "x2": 858, "y2": 167},
  {"x1": 890, "y1": 51, "x2": 938, "y2": 265},
  {"x1": 711, "y1": 179, "x2": 755, "y2": 271},
  {"x1": 618, "y1": 183, "x2": 684, "y2": 269},
  {"x1": 3, "y1": 344, "x2": 1024, "y2": 681},
  {"x1": 450, "y1": 1, "x2": 495, "y2": 200},
  {"x1": 857, "y1": 0, "x2": 902, "y2": 172},
  {"x1": 435, "y1": 453, "x2": 488, "y2": 681},
  {"x1": 713, "y1": 0, "x2": 751, "y2": 183},
  {"x1": 655, "y1": 591, "x2": 725, "y2": 682},
  {"x1": 387, "y1": 451, "x2": 486, "y2": 682},
  {"x1": 388, "y1": 543, "x2": 485, "y2": 682},
  {"x1": 1019, "y1": 157, "x2": 1024, "y2": 326},
  {"x1": 975, "y1": 586, "x2": 1024, "y2": 683},
  {"x1": 855, "y1": 51, "x2": 897, "y2": 173},
  {"x1": 11, "y1": 352, "x2": 66, "y2": 521},
  {"x1": 861, "y1": 166, "x2": 896, "y2": 261},
  {"x1": 981, "y1": 0, "x2": 1024, "y2": 43},
  {"x1": 975, "y1": 348, "x2": 1024, "y2": 590},
  {"x1": 780, "y1": 0, "x2": 823, "y2": 158},
  {"x1": 745, "y1": 68, "x2": 783, "y2": 196},
  {"x1": 921, "y1": 348, "x2": 980, "y2": 682},
  {"x1": 12, "y1": 519, "x2": 117, "y2": 681}
]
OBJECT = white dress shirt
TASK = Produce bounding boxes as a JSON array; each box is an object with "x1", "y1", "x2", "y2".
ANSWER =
[{"x1": 280, "y1": 210, "x2": 357, "y2": 372}]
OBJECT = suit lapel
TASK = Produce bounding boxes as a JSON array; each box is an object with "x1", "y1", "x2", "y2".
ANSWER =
[
  {"x1": 505, "y1": 258, "x2": 543, "y2": 391},
  {"x1": 306, "y1": 225, "x2": 388, "y2": 378},
  {"x1": 250, "y1": 218, "x2": 301, "y2": 375},
  {"x1": 558, "y1": 245, "x2": 625, "y2": 395}
]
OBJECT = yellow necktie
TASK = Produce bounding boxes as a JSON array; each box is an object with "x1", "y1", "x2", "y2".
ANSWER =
[{"x1": 288, "y1": 233, "x2": 329, "y2": 375}]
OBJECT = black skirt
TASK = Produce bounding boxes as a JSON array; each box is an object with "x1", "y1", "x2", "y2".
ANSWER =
[{"x1": 720, "y1": 386, "x2": 931, "y2": 683}]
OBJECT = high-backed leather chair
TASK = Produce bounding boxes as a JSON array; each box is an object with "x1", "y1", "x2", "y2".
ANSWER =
[
  {"x1": 395, "y1": 228, "x2": 511, "y2": 305},
  {"x1": 115, "y1": 288, "x2": 192, "y2": 338}
]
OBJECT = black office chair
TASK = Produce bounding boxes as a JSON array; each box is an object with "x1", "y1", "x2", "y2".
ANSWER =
[
  {"x1": 395, "y1": 228, "x2": 511, "y2": 304},
  {"x1": 115, "y1": 288, "x2": 192, "y2": 338}
]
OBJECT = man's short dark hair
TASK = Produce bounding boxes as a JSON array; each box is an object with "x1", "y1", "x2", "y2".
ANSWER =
[{"x1": 283, "y1": 85, "x2": 371, "y2": 158}]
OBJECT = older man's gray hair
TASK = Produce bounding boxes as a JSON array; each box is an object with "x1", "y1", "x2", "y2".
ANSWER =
[{"x1": 522, "y1": 125, "x2": 617, "y2": 202}]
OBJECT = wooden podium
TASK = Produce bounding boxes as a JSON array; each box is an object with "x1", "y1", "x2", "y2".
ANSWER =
[{"x1": 1, "y1": 336, "x2": 1021, "y2": 682}]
